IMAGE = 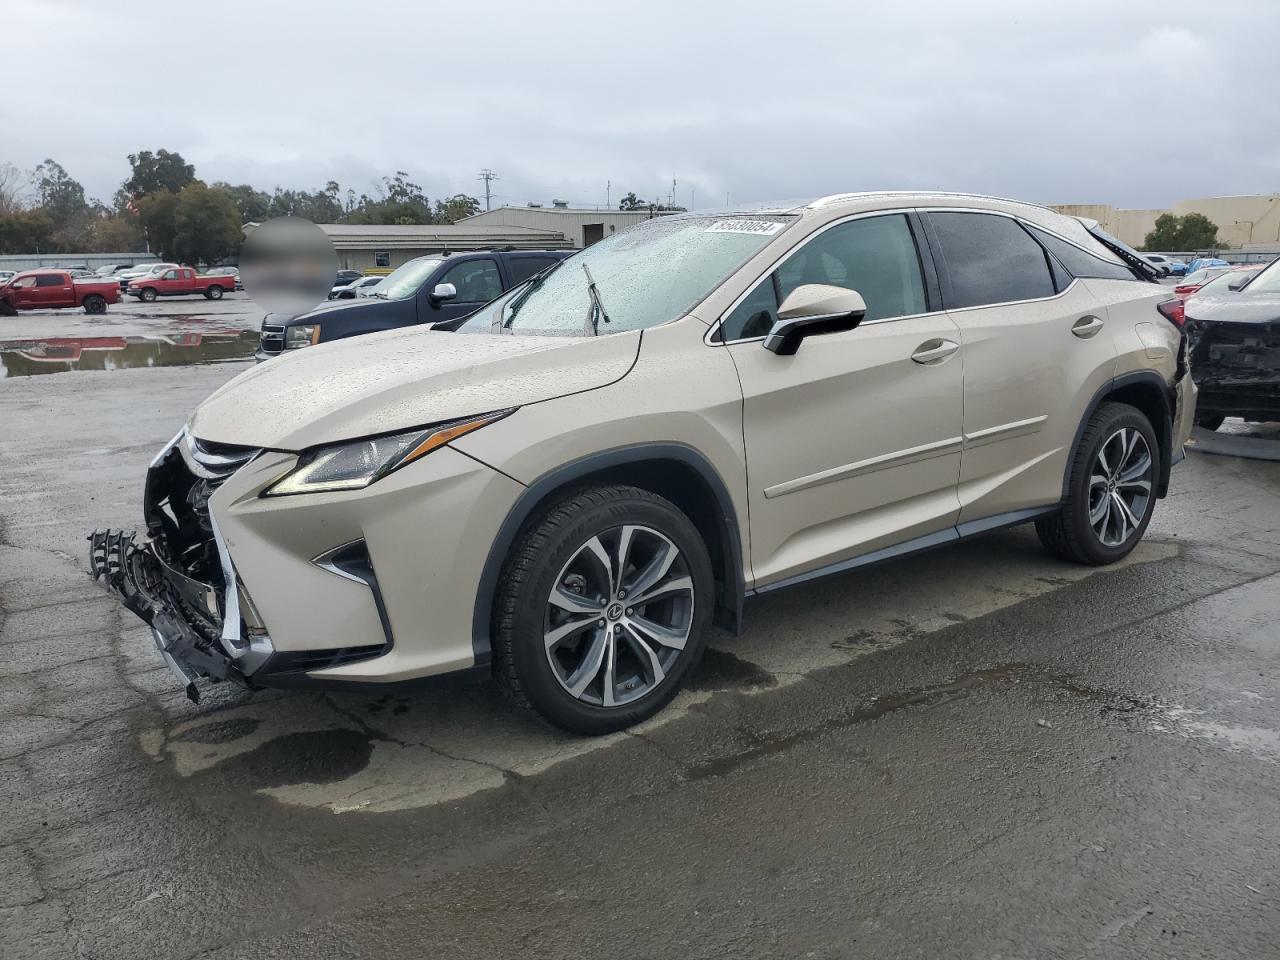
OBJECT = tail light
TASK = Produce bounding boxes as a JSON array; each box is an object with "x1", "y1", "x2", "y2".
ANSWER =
[
  {"x1": 1173, "y1": 284, "x2": 1198, "y2": 296},
  {"x1": 1157, "y1": 298, "x2": 1185, "y2": 328}
]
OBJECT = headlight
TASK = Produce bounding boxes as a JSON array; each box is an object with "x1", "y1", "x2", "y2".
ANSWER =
[
  {"x1": 263, "y1": 410, "x2": 514, "y2": 496},
  {"x1": 285, "y1": 325, "x2": 319, "y2": 349}
]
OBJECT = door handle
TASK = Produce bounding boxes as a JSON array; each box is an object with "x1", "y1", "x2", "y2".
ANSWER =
[
  {"x1": 911, "y1": 338, "x2": 960, "y2": 364},
  {"x1": 1072, "y1": 315, "x2": 1104, "y2": 339}
]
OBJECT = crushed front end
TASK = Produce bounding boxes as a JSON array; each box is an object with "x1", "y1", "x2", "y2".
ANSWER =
[
  {"x1": 89, "y1": 430, "x2": 273, "y2": 702},
  {"x1": 1186, "y1": 312, "x2": 1280, "y2": 423}
]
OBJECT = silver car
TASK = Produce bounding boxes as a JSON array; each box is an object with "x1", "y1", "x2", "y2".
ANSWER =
[{"x1": 90, "y1": 192, "x2": 1195, "y2": 734}]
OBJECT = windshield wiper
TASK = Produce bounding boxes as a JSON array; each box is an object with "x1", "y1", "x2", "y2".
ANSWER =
[
  {"x1": 502, "y1": 258, "x2": 567, "y2": 328},
  {"x1": 582, "y1": 263, "x2": 611, "y2": 337},
  {"x1": 370, "y1": 291, "x2": 389, "y2": 299}
]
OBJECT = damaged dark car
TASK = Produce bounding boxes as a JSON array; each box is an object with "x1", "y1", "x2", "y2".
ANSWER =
[{"x1": 1184, "y1": 257, "x2": 1280, "y2": 430}]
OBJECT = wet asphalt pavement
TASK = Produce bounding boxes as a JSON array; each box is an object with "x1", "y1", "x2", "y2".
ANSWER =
[{"x1": 2, "y1": 305, "x2": 1279, "y2": 958}]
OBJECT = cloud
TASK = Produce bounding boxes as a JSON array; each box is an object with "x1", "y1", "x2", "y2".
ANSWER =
[{"x1": 1, "y1": 0, "x2": 1276, "y2": 212}]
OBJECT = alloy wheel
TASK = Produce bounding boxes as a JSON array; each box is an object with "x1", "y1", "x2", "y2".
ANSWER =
[
  {"x1": 543, "y1": 524, "x2": 694, "y2": 708},
  {"x1": 1088, "y1": 427, "x2": 1153, "y2": 547}
]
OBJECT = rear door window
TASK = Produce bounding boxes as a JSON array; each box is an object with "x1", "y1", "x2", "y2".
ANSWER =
[
  {"x1": 508, "y1": 256, "x2": 562, "y2": 285},
  {"x1": 35, "y1": 275, "x2": 63, "y2": 287},
  {"x1": 928, "y1": 212, "x2": 1056, "y2": 309}
]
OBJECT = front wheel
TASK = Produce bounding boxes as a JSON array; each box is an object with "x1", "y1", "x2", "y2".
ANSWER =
[
  {"x1": 1036, "y1": 401, "x2": 1159, "y2": 565},
  {"x1": 139, "y1": 287, "x2": 157, "y2": 303},
  {"x1": 493, "y1": 485, "x2": 714, "y2": 734},
  {"x1": 207, "y1": 285, "x2": 224, "y2": 300},
  {"x1": 83, "y1": 295, "x2": 107, "y2": 314}
]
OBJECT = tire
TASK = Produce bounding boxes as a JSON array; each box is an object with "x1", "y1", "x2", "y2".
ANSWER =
[
  {"x1": 493, "y1": 484, "x2": 715, "y2": 734},
  {"x1": 140, "y1": 287, "x2": 157, "y2": 303},
  {"x1": 1196, "y1": 414, "x2": 1225, "y2": 431},
  {"x1": 1036, "y1": 401, "x2": 1159, "y2": 566},
  {"x1": 207, "y1": 285, "x2": 224, "y2": 300},
  {"x1": 83, "y1": 295, "x2": 107, "y2": 315}
]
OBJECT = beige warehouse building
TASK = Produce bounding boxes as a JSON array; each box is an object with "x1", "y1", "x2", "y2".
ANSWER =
[
  {"x1": 1051, "y1": 194, "x2": 1280, "y2": 250},
  {"x1": 458, "y1": 204, "x2": 672, "y2": 248},
  {"x1": 255, "y1": 205, "x2": 671, "y2": 274}
]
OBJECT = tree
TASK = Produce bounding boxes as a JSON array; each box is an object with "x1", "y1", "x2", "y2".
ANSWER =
[
  {"x1": 0, "y1": 210, "x2": 53, "y2": 255},
  {"x1": 122, "y1": 149, "x2": 196, "y2": 200},
  {"x1": 92, "y1": 215, "x2": 144, "y2": 252},
  {"x1": 35, "y1": 159, "x2": 94, "y2": 250},
  {"x1": 212, "y1": 182, "x2": 272, "y2": 222},
  {"x1": 1178, "y1": 213, "x2": 1220, "y2": 249},
  {"x1": 433, "y1": 194, "x2": 480, "y2": 223},
  {"x1": 1143, "y1": 212, "x2": 1220, "y2": 251},
  {"x1": 618, "y1": 191, "x2": 641, "y2": 210},
  {"x1": 0, "y1": 162, "x2": 32, "y2": 218},
  {"x1": 172, "y1": 183, "x2": 243, "y2": 264},
  {"x1": 136, "y1": 190, "x2": 179, "y2": 258}
]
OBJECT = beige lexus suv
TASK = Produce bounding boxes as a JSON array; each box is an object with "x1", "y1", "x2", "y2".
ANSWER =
[{"x1": 90, "y1": 192, "x2": 1196, "y2": 734}]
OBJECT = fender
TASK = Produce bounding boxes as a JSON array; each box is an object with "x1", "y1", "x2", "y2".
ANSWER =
[
  {"x1": 1065, "y1": 369, "x2": 1175, "y2": 500},
  {"x1": 470, "y1": 443, "x2": 746, "y2": 667}
]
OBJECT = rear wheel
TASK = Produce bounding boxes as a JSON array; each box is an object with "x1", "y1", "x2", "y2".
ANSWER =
[
  {"x1": 140, "y1": 287, "x2": 157, "y2": 303},
  {"x1": 83, "y1": 295, "x2": 107, "y2": 314},
  {"x1": 1036, "y1": 402, "x2": 1159, "y2": 565},
  {"x1": 207, "y1": 285, "x2": 224, "y2": 300},
  {"x1": 1196, "y1": 414, "x2": 1225, "y2": 431},
  {"x1": 494, "y1": 485, "x2": 714, "y2": 734}
]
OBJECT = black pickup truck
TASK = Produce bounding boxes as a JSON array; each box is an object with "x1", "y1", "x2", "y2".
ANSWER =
[{"x1": 256, "y1": 248, "x2": 572, "y2": 359}]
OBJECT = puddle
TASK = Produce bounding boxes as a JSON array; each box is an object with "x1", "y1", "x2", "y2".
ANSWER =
[
  {"x1": 689, "y1": 647, "x2": 776, "y2": 691},
  {"x1": 0, "y1": 331, "x2": 257, "y2": 377}
]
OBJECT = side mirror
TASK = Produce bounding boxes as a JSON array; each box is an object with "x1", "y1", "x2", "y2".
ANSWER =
[
  {"x1": 431, "y1": 282, "x2": 457, "y2": 303},
  {"x1": 1227, "y1": 277, "x2": 1248, "y2": 291},
  {"x1": 763, "y1": 284, "x2": 867, "y2": 356}
]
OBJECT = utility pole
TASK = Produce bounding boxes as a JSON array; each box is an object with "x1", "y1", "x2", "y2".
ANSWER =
[
  {"x1": 606, "y1": 180, "x2": 611, "y2": 210},
  {"x1": 477, "y1": 169, "x2": 499, "y2": 211},
  {"x1": 670, "y1": 175, "x2": 677, "y2": 209}
]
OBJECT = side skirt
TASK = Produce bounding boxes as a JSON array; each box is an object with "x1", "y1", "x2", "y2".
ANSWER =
[{"x1": 751, "y1": 505, "x2": 1060, "y2": 596}]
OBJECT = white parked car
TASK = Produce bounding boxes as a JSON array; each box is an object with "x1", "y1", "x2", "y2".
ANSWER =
[
  {"x1": 90, "y1": 192, "x2": 1195, "y2": 734},
  {"x1": 329, "y1": 276, "x2": 384, "y2": 299}
]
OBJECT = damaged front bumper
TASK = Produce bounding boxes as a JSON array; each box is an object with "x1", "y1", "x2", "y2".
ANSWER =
[
  {"x1": 1187, "y1": 317, "x2": 1280, "y2": 421},
  {"x1": 88, "y1": 525, "x2": 273, "y2": 702},
  {"x1": 88, "y1": 429, "x2": 274, "y2": 702}
]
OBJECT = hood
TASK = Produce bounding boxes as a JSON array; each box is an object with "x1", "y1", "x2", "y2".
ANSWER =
[
  {"x1": 266, "y1": 296, "x2": 386, "y2": 326},
  {"x1": 1186, "y1": 291, "x2": 1280, "y2": 326},
  {"x1": 189, "y1": 325, "x2": 641, "y2": 449}
]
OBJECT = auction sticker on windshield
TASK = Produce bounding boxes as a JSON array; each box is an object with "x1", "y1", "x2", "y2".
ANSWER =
[{"x1": 705, "y1": 219, "x2": 785, "y2": 236}]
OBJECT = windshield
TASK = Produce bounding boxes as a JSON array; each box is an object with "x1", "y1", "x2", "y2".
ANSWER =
[
  {"x1": 461, "y1": 215, "x2": 794, "y2": 335},
  {"x1": 375, "y1": 258, "x2": 442, "y2": 300},
  {"x1": 1236, "y1": 258, "x2": 1280, "y2": 293},
  {"x1": 1183, "y1": 268, "x2": 1228, "y2": 286}
]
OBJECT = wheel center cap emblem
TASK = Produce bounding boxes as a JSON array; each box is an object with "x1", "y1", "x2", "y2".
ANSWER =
[{"x1": 606, "y1": 603, "x2": 624, "y2": 621}]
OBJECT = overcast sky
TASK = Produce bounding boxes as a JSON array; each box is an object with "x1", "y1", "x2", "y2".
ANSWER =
[{"x1": 6, "y1": 0, "x2": 1278, "y2": 212}]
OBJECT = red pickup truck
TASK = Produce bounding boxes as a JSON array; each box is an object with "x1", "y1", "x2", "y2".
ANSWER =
[
  {"x1": 127, "y1": 267, "x2": 236, "y2": 302},
  {"x1": 0, "y1": 270, "x2": 121, "y2": 315}
]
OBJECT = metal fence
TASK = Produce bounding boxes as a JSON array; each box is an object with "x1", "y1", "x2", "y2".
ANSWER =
[
  {"x1": 1149, "y1": 249, "x2": 1280, "y2": 265},
  {"x1": 0, "y1": 252, "x2": 155, "y2": 271}
]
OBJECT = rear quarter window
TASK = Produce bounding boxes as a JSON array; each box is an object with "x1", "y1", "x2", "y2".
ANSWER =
[{"x1": 1026, "y1": 226, "x2": 1135, "y2": 282}]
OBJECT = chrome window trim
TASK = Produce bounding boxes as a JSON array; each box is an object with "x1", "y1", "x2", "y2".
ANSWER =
[{"x1": 706, "y1": 205, "x2": 1106, "y2": 346}]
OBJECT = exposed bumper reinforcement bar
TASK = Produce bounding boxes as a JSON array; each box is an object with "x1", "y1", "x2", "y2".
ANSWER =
[{"x1": 88, "y1": 529, "x2": 245, "y2": 702}]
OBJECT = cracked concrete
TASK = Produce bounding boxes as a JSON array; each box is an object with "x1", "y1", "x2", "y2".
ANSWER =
[{"x1": 2, "y1": 357, "x2": 1279, "y2": 958}]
